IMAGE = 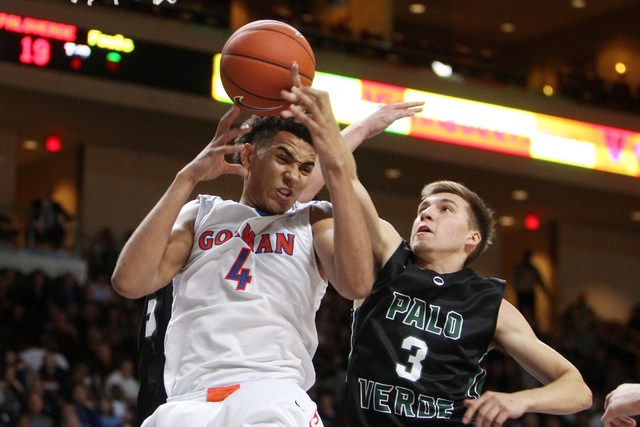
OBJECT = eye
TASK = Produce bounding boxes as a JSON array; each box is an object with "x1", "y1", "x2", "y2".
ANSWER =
[
  {"x1": 276, "y1": 155, "x2": 288, "y2": 163},
  {"x1": 300, "y1": 165, "x2": 313, "y2": 175},
  {"x1": 442, "y1": 205, "x2": 453, "y2": 212}
]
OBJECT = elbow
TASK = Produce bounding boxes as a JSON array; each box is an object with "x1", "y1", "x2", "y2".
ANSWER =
[
  {"x1": 350, "y1": 284, "x2": 372, "y2": 301},
  {"x1": 111, "y1": 270, "x2": 146, "y2": 300},
  {"x1": 570, "y1": 370, "x2": 593, "y2": 412},
  {"x1": 578, "y1": 384, "x2": 593, "y2": 412},
  {"x1": 337, "y1": 279, "x2": 373, "y2": 301}
]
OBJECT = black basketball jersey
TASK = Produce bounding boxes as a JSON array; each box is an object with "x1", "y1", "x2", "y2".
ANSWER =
[
  {"x1": 136, "y1": 282, "x2": 173, "y2": 426},
  {"x1": 346, "y1": 241, "x2": 505, "y2": 426}
]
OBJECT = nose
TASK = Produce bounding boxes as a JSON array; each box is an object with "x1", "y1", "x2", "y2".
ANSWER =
[
  {"x1": 420, "y1": 206, "x2": 433, "y2": 221},
  {"x1": 284, "y1": 165, "x2": 301, "y2": 185}
]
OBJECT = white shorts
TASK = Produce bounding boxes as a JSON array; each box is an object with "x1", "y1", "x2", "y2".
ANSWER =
[{"x1": 141, "y1": 380, "x2": 324, "y2": 427}]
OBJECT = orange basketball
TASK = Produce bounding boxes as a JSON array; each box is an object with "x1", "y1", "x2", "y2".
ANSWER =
[{"x1": 220, "y1": 20, "x2": 316, "y2": 116}]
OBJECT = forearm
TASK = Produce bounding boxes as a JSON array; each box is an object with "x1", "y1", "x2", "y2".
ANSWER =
[
  {"x1": 319, "y1": 127, "x2": 373, "y2": 296},
  {"x1": 112, "y1": 171, "x2": 196, "y2": 299},
  {"x1": 299, "y1": 123, "x2": 366, "y2": 203},
  {"x1": 324, "y1": 170, "x2": 374, "y2": 299},
  {"x1": 518, "y1": 370, "x2": 592, "y2": 415}
]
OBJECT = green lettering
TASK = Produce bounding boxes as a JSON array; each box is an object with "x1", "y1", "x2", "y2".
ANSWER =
[
  {"x1": 444, "y1": 311, "x2": 463, "y2": 339},
  {"x1": 358, "y1": 378, "x2": 375, "y2": 409},
  {"x1": 436, "y1": 398, "x2": 455, "y2": 419},
  {"x1": 373, "y1": 383, "x2": 393, "y2": 413},
  {"x1": 417, "y1": 395, "x2": 436, "y2": 418},
  {"x1": 404, "y1": 298, "x2": 427, "y2": 329},
  {"x1": 425, "y1": 304, "x2": 443, "y2": 334},
  {"x1": 394, "y1": 386, "x2": 416, "y2": 417},
  {"x1": 386, "y1": 292, "x2": 411, "y2": 320}
]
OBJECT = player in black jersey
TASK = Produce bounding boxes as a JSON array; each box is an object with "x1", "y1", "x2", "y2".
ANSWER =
[
  {"x1": 346, "y1": 180, "x2": 592, "y2": 426},
  {"x1": 136, "y1": 282, "x2": 173, "y2": 426}
]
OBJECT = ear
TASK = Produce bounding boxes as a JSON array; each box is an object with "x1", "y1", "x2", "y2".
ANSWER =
[
  {"x1": 240, "y1": 144, "x2": 253, "y2": 167},
  {"x1": 467, "y1": 230, "x2": 481, "y2": 247}
]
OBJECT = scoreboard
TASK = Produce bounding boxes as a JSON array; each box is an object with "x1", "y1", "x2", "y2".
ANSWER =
[{"x1": 0, "y1": 11, "x2": 215, "y2": 96}]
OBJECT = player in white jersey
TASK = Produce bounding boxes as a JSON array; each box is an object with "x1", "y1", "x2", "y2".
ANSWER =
[
  {"x1": 164, "y1": 195, "x2": 327, "y2": 396},
  {"x1": 112, "y1": 64, "x2": 422, "y2": 426}
]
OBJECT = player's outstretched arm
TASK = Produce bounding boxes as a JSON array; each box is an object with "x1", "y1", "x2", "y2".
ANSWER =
[
  {"x1": 282, "y1": 86, "x2": 374, "y2": 300},
  {"x1": 462, "y1": 300, "x2": 592, "y2": 426},
  {"x1": 298, "y1": 101, "x2": 424, "y2": 203},
  {"x1": 112, "y1": 106, "x2": 250, "y2": 299},
  {"x1": 602, "y1": 383, "x2": 640, "y2": 427}
]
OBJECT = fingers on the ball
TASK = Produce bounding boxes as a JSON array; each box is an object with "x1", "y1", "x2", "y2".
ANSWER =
[
  {"x1": 292, "y1": 86, "x2": 321, "y2": 112},
  {"x1": 289, "y1": 62, "x2": 303, "y2": 87},
  {"x1": 280, "y1": 88, "x2": 297, "y2": 102}
]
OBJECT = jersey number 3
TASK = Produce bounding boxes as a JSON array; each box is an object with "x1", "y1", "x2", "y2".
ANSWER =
[
  {"x1": 225, "y1": 248, "x2": 253, "y2": 290},
  {"x1": 396, "y1": 336, "x2": 428, "y2": 382}
]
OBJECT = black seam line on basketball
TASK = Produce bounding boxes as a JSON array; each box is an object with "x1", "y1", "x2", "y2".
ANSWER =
[
  {"x1": 234, "y1": 96, "x2": 282, "y2": 111},
  {"x1": 242, "y1": 28, "x2": 315, "y2": 65},
  {"x1": 221, "y1": 68, "x2": 295, "y2": 102},
  {"x1": 222, "y1": 53, "x2": 314, "y2": 81}
]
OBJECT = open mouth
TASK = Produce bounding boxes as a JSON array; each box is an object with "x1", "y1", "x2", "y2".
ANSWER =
[
  {"x1": 417, "y1": 224, "x2": 431, "y2": 233},
  {"x1": 277, "y1": 188, "x2": 293, "y2": 200}
]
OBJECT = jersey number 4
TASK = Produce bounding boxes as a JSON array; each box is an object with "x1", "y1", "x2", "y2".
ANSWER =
[
  {"x1": 396, "y1": 336, "x2": 428, "y2": 382},
  {"x1": 225, "y1": 248, "x2": 253, "y2": 290}
]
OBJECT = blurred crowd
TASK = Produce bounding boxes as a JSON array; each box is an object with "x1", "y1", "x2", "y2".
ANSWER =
[{"x1": 1, "y1": 231, "x2": 639, "y2": 426}]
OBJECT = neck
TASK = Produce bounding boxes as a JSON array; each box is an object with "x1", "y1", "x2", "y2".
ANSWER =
[{"x1": 413, "y1": 252, "x2": 466, "y2": 274}]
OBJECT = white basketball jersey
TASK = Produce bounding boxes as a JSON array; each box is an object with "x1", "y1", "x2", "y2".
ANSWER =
[{"x1": 163, "y1": 195, "x2": 328, "y2": 397}]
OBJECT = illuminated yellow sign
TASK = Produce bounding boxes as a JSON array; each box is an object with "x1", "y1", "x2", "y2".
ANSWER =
[
  {"x1": 87, "y1": 29, "x2": 134, "y2": 53},
  {"x1": 211, "y1": 54, "x2": 640, "y2": 178}
]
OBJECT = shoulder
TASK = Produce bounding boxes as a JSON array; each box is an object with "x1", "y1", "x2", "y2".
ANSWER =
[
  {"x1": 308, "y1": 200, "x2": 333, "y2": 224},
  {"x1": 491, "y1": 299, "x2": 534, "y2": 349}
]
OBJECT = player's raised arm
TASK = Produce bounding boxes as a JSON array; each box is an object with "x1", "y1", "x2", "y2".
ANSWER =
[
  {"x1": 282, "y1": 86, "x2": 373, "y2": 299},
  {"x1": 299, "y1": 101, "x2": 424, "y2": 203},
  {"x1": 112, "y1": 106, "x2": 250, "y2": 299}
]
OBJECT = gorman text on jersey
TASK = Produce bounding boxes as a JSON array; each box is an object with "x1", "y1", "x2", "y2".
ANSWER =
[{"x1": 198, "y1": 223, "x2": 295, "y2": 255}]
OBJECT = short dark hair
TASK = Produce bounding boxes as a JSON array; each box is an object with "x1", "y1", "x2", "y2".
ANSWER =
[
  {"x1": 420, "y1": 180, "x2": 495, "y2": 266},
  {"x1": 233, "y1": 115, "x2": 313, "y2": 163}
]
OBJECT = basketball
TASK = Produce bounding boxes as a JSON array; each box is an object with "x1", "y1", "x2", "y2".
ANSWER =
[{"x1": 220, "y1": 20, "x2": 316, "y2": 116}]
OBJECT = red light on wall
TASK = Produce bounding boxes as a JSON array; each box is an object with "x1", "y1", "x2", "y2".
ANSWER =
[
  {"x1": 105, "y1": 52, "x2": 121, "y2": 72},
  {"x1": 45, "y1": 135, "x2": 62, "y2": 152},
  {"x1": 524, "y1": 213, "x2": 540, "y2": 230},
  {"x1": 70, "y1": 57, "x2": 82, "y2": 71}
]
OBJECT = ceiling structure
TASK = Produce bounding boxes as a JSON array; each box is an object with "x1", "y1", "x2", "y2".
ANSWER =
[
  {"x1": 392, "y1": 0, "x2": 640, "y2": 48},
  {"x1": 390, "y1": 0, "x2": 640, "y2": 88},
  {"x1": 7, "y1": 0, "x2": 640, "y2": 237}
]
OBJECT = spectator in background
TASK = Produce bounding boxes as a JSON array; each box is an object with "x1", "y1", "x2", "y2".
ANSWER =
[
  {"x1": 85, "y1": 273, "x2": 116, "y2": 307},
  {"x1": 512, "y1": 248, "x2": 550, "y2": 323},
  {"x1": 104, "y1": 359, "x2": 138, "y2": 406},
  {"x1": 69, "y1": 383, "x2": 101, "y2": 427},
  {"x1": 97, "y1": 396, "x2": 124, "y2": 427},
  {"x1": 59, "y1": 401, "x2": 83, "y2": 427},
  {"x1": 23, "y1": 391, "x2": 55, "y2": 427},
  {"x1": 38, "y1": 352, "x2": 69, "y2": 403},
  {"x1": 51, "y1": 274, "x2": 82, "y2": 320},
  {"x1": 89, "y1": 227, "x2": 121, "y2": 279},
  {"x1": 0, "y1": 364, "x2": 26, "y2": 426},
  {"x1": 27, "y1": 187, "x2": 72, "y2": 250}
]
